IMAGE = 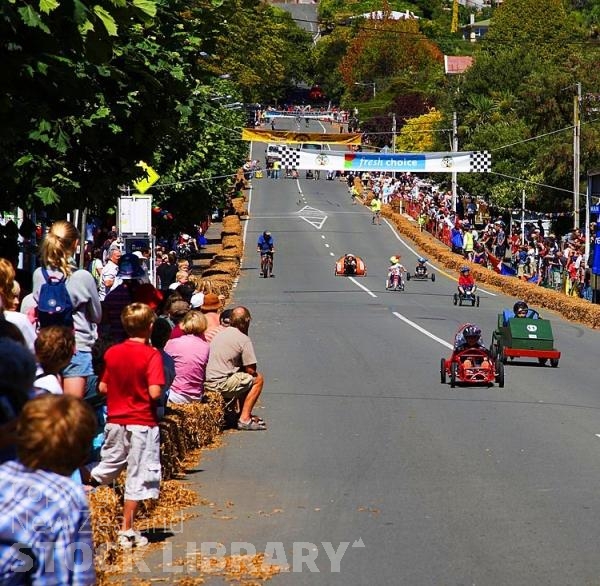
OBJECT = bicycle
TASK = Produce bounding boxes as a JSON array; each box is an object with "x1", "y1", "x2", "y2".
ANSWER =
[{"x1": 260, "y1": 252, "x2": 273, "y2": 278}]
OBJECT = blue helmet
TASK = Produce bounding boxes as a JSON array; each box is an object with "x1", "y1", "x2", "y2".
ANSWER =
[
  {"x1": 513, "y1": 300, "x2": 528, "y2": 315},
  {"x1": 463, "y1": 325, "x2": 481, "y2": 339},
  {"x1": 460, "y1": 266, "x2": 470, "y2": 273},
  {"x1": 417, "y1": 257, "x2": 427, "y2": 264}
]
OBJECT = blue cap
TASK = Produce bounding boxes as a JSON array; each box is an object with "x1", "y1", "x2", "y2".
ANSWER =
[{"x1": 117, "y1": 253, "x2": 145, "y2": 279}]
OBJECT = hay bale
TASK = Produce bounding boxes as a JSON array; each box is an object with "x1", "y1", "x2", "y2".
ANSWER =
[
  {"x1": 213, "y1": 254, "x2": 241, "y2": 263},
  {"x1": 222, "y1": 234, "x2": 243, "y2": 251},
  {"x1": 222, "y1": 216, "x2": 241, "y2": 232},
  {"x1": 196, "y1": 276, "x2": 234, "y2": 299},
  {"x1": 209, "y1": 260, "x2": 240, "y2": 277}
]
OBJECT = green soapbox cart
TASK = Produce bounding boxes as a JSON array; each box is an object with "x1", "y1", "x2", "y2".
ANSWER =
[{"x1": 490, "y1": 310, "x2": 560, "y2": 367}]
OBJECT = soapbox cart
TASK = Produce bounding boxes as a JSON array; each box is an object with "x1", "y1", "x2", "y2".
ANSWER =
[{"x1": 490, "y1": 310, "x2": 560, "y2": 367}]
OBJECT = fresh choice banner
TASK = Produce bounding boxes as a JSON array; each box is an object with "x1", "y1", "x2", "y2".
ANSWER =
[
  {"x1": 242, "y1": 128, "x2": 362, "y2": 145},
  {"x1": 278, "y1": 146, "x2": 491, "y2": 174},
  {"x1": 264, "y1": 110, "x2": 335, "y2": 121}
]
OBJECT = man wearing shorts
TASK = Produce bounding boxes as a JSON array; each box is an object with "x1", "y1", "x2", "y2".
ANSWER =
[{"x1": 204, "y1": 306, "x2": 266, "y2": 430}]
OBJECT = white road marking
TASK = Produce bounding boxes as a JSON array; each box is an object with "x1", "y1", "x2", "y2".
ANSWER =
[
  {"x1": 383, "y1": 218, "x2": 497, "y2": 297},
  {"x1": 325, "y1": 243, "x2": 330, "y2": 248},
  {"x1": 321, "y1": 235, "x2": 326, "y2": 239},
  {"x1": 393, "y1": 311, "x2": 454, "y2": 350},
  {"x1": 242, "y1": 179, "x2": 252, "y2": 259},
  {"x1": 297, "y1": 205, "x2": 327, "y2": 229},
  {"x1": 330, "y1": 252, "x2": 335, "y2": 256},
  {"x1": 349, "y1": 277, "x2": 377, "y2": 298}
]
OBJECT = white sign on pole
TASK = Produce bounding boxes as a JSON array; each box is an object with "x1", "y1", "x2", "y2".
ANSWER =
[{"x1": 118, "y1": 195, "x2": 152, "y2": 235}]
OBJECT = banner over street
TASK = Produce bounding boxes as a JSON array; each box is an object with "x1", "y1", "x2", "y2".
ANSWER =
[
  {"x1": 278, "y1": 146, "x2": 491, "y2": 173},
  {"x1": 242, "y1": 128, "x2": 362, "y2": 145}
]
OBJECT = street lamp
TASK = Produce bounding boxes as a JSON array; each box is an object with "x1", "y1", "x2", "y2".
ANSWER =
[{"x1": 354, "y1": 81, "x2": 376, "y2": 99}]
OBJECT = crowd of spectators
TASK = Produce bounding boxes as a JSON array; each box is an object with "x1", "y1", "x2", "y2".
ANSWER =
[
  {"x1": 346, "y1": 170, "x2": 594, "y2": 301},
  {"x1": 0, "y1": 218, "x2": 265, "y2": 582}
]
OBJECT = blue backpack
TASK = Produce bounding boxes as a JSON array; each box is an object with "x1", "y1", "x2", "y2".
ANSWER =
[{"x1": 37, "y1": 267, "x2": 74, "y2": 328}]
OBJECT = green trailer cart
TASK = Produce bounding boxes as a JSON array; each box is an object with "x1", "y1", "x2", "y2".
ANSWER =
[{"x1": 490, "y1": 310, "x2": 560, "y2": 367}]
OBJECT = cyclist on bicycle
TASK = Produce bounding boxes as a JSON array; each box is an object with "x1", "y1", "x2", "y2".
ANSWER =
[{"x1": 257, "y1": 231, "x2": 275, "y2": 277}]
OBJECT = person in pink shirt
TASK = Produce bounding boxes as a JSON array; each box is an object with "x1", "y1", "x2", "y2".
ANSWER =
[{"x1": 165, "y1": 310, "x2": 210, "y2": 403}]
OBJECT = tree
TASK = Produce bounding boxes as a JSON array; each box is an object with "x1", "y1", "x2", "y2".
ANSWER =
[
  {"x1": 395, "y1": 109, "x2": 444, "y2": 152},
  {"x1": 0, "y1": 0, "x2": 310, "y2": 221}
]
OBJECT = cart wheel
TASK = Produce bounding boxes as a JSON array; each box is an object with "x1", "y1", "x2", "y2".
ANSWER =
[
  {"x1": 450, "y1": 362, "x2": 457, "y2": 388},
  {"x1": 501, "y1": 347, "x2": 508, "y2": 365},
  {"x1": 476, "y1": 296, "x2": 480, "y2": 307},
  {"x1": 538, "y1": 358, "x2": 548, "y2": 366},
  {"x1": 440, "y1": 358, "x2": 447, "y2": 384},
  {"x1": 490, "y1": 342, "x2": 497, "y2": 360},
  {"x1": 496, "y1": 360, "x2": 505, "y2": 388},
  {"x1": 550, "y1": 358, "x2": 559, "y2": 368},
  {"x1": 431, "y1": 273, "x2": 436, "y2": 282},
  {"x1": 472, "y1": 297, "x2": 476, "y2": 307},
  {"x1": 453, "y1": 293, "x2": 458, "y2": 305},
  {"x1": 406, "y1": 273, "x2": 411, "y2": 281}
]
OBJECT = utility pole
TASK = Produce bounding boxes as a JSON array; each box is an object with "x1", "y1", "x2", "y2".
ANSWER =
[
  {"x1": 452, "y1": 111, "x2": 458, "y2": 212},
  {"x1": 574, "y1": 82, "x2": 581, "y2": 229},
  {"x1": 391, "y1": 113, "x2": 397, "y2": 179}
]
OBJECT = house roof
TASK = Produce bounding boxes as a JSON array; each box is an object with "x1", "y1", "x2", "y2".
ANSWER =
[{"x1": 444, "y1": 55, "x2": 474, "y2": 75}]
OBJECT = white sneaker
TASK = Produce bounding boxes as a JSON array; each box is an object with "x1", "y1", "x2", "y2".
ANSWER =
[{"x1": 117, "y1": 529, "x2": 148, "y2": 549}]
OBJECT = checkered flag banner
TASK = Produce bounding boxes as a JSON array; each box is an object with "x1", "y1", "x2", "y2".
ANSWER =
[
  {"x1": 279, "y1": 146, "x2": 302, "y2": 170},
  {"x1": 469, "y1": 151, "x2": 491, "y2": 173}
]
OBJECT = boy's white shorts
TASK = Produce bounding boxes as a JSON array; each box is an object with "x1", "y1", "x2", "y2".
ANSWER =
[{"x1": 92, "y1": 423, "x2": 161, "y2": 500}]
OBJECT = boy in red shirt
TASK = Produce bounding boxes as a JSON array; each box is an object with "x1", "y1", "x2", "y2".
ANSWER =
[
  {"x1": 458, "y1": 266, "x2": 477, "y2": 297},
  {"x1": 89, "y1": 302, "x2": 165, "y2": 548}
]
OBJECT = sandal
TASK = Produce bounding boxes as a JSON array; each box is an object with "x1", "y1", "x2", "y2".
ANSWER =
[
  {"x1": 251, "y1": 415, "x2": 265, "y2": 425},
  {"x1": 238, "y1": 418, "x2": 267, "y2": 431}
]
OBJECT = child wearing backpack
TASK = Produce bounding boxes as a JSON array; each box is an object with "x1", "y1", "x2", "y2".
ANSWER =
[{"x1": 32, "y1": 220, "x2": 102, "y2": 399}]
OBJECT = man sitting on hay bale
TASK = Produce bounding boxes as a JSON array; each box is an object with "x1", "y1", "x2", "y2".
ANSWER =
[{"x1": 204, "y1": 306, "x2": 266, "y2": 431}]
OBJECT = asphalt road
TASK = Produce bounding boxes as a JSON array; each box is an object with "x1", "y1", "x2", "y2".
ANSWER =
[{"x1": 135, "y1": 124, "x2": 600, "y2": 585}]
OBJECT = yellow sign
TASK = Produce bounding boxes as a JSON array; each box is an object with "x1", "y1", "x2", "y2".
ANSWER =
[
  {"x1": 133, "y1": 161, "x2": 160, "y2": 194},
  {"x1": 242, "y1": 128, "x2": 363, "y2": 145}
]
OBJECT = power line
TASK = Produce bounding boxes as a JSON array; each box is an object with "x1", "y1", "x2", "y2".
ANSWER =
[{"x1": 489, "y1": 170, "x2": 585, "y2": 197}]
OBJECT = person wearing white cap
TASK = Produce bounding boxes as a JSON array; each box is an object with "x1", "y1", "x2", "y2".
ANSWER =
[{"x1": 99, "y1": 244, "x2": 122, "y2": 301}]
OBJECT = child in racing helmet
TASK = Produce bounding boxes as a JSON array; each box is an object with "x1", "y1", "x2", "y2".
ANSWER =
[
  {"x1": 344, "y1": 254, "x2": 357, "y2": 275},
  {"x1": 458, "y1": 265, "x2": 476, "y2": 297},
  {"x1": 455, "y1": 324, "x2": 491, "y2": 371},
  {"x1": 387, "y1": 256, "x2": 406, "y2": 289},
  {"x1": 513, "y1": 300, "x2": 531, "y2": 318},
  {"x1": 415, "y1": 257, "x2": 428, "y2": 277}
]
